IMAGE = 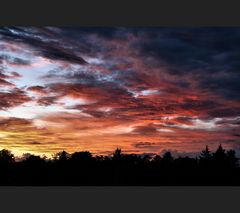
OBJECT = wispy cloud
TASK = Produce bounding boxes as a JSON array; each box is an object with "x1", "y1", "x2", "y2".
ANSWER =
[{"x1": 0, "y1": 27, "x2": 239, "y2": 156}]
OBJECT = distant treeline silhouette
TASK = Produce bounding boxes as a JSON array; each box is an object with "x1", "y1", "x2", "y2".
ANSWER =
[{"x1": 0, "y1": 145, "x2": 239, "y2": 185}]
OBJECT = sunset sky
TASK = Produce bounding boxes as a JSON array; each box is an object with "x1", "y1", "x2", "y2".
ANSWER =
[{"x1": 0, "y1": 27, "x2": 240, "y2": 157}]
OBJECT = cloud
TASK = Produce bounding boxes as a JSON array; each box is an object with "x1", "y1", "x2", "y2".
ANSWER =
[
  {"x1": 208, "y1": 107, "x2": 240, "y2": 118},
  {"x1": 199, "y1": 73, "x2": 240, "y2": 100},
  {"x1": 9, "y1": 72, "x2": 22, "y2": 78},
  {"x1": 0, "y1": 117, "x2": 31, "y2": 127},
  {"x1": 27, "y1": 86, "x2": 48, "y2": 95},
  {"x1": 0, "y1": 70, "x2": 16, "y2": 87},
  {"x1": 0, "y1": 27, "x2": 87, "y2": 65},
  {"x1": 0, "y1": 88, "x2": 31, "y2": 110},
  {"x1": 133, "y1": 27, "x2": 240, "y2": 106},
  {"x1": 0, "y1": 54, "x2": 31, "y2": 66},
  {"x1": 132, "y1": 125, "x2": 159, "y2": 135},
  {"x1": 0, "y1": 78, "x2": 14, "y2": 86},
  {"x1": 215, "y1": 117, "x2": 240, "y2": 126},
  {"x1": 29, "y1": 141, "x2": 42, "y2": 145},
  {"x1": 0, "y1": 27, "x2": 240, "y2": 156},
  {"x1": 133, "y1": 142, "x2": 156, "y2": 148}
]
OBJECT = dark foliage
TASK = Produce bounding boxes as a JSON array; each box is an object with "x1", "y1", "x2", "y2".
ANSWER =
[{"x1": 0, "y1": 145, "x2": 239, "y2": 186}]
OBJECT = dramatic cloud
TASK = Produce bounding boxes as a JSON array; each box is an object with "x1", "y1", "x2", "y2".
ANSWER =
[
  {"x1": 0, "y1": 88, "x2": 31, "y2": 109},
  {"x1": 0, "y1": 27, "x2": 87, "y2": 65},
  {"x1": 0, "y1": 27, "x2": 240, "y2": 157}
]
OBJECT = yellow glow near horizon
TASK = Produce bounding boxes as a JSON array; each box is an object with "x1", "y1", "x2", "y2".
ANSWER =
[{"x1": 0, "y1": 131, "x2": 8, "y2": 138}]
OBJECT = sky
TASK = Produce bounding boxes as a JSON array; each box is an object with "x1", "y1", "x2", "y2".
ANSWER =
[{"x1": 0, "y1": 27, "x2": 240, "y2": 157}]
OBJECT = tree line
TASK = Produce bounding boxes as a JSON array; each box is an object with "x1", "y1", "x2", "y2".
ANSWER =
[{"x1": 0, "y1": 144, "x2": 239, "y2": 185}]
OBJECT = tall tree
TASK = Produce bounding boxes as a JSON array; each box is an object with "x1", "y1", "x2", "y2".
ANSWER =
[
  {"x1": 199, "y1": 146, "x2": 212, "y2": 160},
  {"x1": 0, "y1": 149, "x2": 14, "y2": 164}
]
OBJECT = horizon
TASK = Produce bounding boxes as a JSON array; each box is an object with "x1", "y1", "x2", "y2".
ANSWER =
[
  {"x1": 1, "y1": 144, "x2": 238, "y2": 160},
  {"x1": 0, "y1": 27, "x2": 240, "y2": 157}
]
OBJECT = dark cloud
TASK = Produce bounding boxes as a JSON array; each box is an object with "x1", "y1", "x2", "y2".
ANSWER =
[
  {"x1": 0, "y1": 117, "x2": 32, "y2": 130},
  {"x1": 27, "y1": 85, "x2": 47, "y2": 94},
  {"x1": 0, "y1": 70, "x2": 8, "y2": 78},
  {"x1": 0, "y1": 70, "x2": 21, "y2": 79},
  {"x1": 29, "y1": 141, "x2": 42, "y2": 145},
  {"x1": 10, "y1": 72, "x2": 22, "y2": 78},
  {"x1": 37, "y1": 96, "x2": 57, "y2": 106},
  {"x1": 0, "y1": 88, "x2": 31, "y2": 109},
  {"x1": 173, "y1": 116, "x2": 194, "y2": 125},
  {"x1": 0, "y1": 78, "x2": 14, "y2": 86},
  {"x1": 133, "y1": 142, "x2": 156, "y2": 148},
  {"x1": 136, "y1": 28, "x2": 240, "y2": 73},
  {"x1": 199, "y1": 73, "x2": 240, "y2": 100},
  {"x1": 0, "y1": 54, "x2": 31, "y2": 66},
  {"x1": 0, "y1": 27, "x2": 87, "y2": 65},
  {"x1": 132, "y1": 125, "x2": 159, "y2": 135},
  {"x1": 0, "y1": 27, "x2": 240, "y2": 156},
  {"x1": 133, "y1": 28, "x2": 240, "y2": 102},
  {"x1": 57, "y1": 27, "x2": 120, "y2": 39},
  {"x1": 208, "y1": 107, "x2": 240, "y2": 118}
]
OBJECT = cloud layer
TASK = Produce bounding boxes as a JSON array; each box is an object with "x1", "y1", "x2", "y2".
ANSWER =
[{"x1": 0, "y1": 27, "x2": 240, "y2": 156}]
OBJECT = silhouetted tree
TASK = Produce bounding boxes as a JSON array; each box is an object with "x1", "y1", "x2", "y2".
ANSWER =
[
  {"x1": 0, "y1": 145, "x2": 239, "y2": 186},
  {"x1": 0, "y1": 149, "x2": 14, "y2": 164},
  {"x1": 23, "y1": 154, "x2": 45, "y2": 166},
  {"x1": 226, "y1": 149, "x2": 238, "y2": 169},
  {"x1": 161, "y1": 151, "x2": 173, "y2": 169},
  {"x1": 199, "y1": 146, "x2": 212, "y2": 169},
  {"x1": 70, "y1": 151, "x2": 93, "y2": 169},
  {"x1": 212, "y1": 144, "x2": 229, "y2": 172},
  {"x1": 70, "y1": 151, "x2": 92, "y2": 161},
  {"x1": 213, "y1": 144, "x2": 226, "y2": 161},
  {"x1": 113, "y1": 148, "x2": 122, "y2": 159},
  {"x1": 214, "y1": 144, "x2": 225, "y2": 158},
  {"x1": 54, "y1": 151, "x2": 70, "y2": 162},
  {"x1": 142, "y1": 154, "x2": 152, "y2": 163},
  {"x1": 200, "y1": 146, "x2": 212, "y2": 159},
  {"x1": 95, "y1": 155, "x2": 105, "y2": 162},
  {"x1": 153, "y1": 155, "x2": 162, "y2": 163},
  {"x1": 163, "y1": 151, "x2": 173, "y2": 161}
]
